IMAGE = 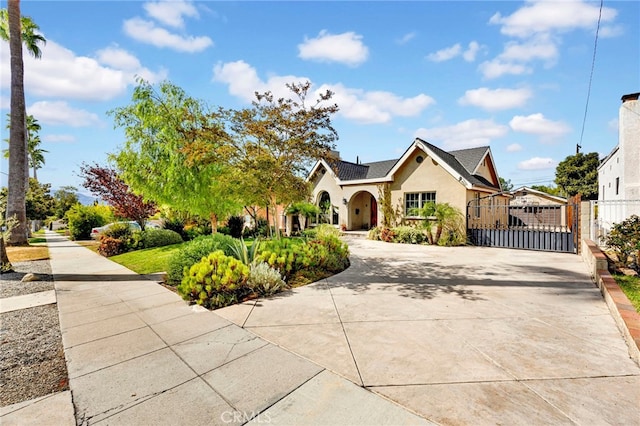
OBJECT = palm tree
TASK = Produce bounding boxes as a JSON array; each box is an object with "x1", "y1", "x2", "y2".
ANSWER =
[
  {"x1": 414, "y1": 202, "x2": 466, "y2": 246},
  {"x1": 4, "y1": 114, "x2": 48, "y2": 180},
  {"x1": 0, "y1": 8, "x2": 46, "y2": 58},
  {"x1": 5, "y1": 0, "x2": 28, "y2": 246}
]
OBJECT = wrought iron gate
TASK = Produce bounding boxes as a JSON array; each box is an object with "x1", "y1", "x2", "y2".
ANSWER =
[{"x1": 467, "y1": 202, "x2": 579, "y2": 253}]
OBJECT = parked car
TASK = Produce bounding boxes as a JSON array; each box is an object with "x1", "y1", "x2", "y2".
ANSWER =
[{"x1": 90, "y1": 221, "x2": 141, "y2": 240}]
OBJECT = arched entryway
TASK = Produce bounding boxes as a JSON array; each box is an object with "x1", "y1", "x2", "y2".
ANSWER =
[
  {"x1": 348, "y1": 191, "x2": 378, "y2": 230},
  {"x1": 317, "y1": 191, "x2": 339, "y2": 225}
]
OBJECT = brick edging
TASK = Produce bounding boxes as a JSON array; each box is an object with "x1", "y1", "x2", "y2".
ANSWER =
[{"x1": 582, "y1": 239, "x2": 640, "y2": 364}]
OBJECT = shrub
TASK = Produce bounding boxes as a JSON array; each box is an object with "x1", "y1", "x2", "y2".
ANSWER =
[
  {"x1": 103, "y1": 222, "x2": 133, "y2": 240},
  {"x1": 605, "y1": 215, "x2": 640, "y2": 270},
  {"x1": 184, "y1": 223, "x2": 212, "y2": 240},
  {"x1": 228, "y1": 238, "x2": 262, "y2": 265},
  {"x1": 302, "y1": 227, "x2": 318, "y2": 239},
  {"x1": 166, "y1": 233, "x2": 236, "y2": 285},
  {"x1": 392, "y1": 226, "x2": 426, "y2": 244},
  {"x1": 379, "y1": 227, "x2": 396, "y2": 243},
  {"x1": 315, "y1": 233, "x2": 350, "y2": 272},
  {"x1": 141, "y1": 229, "x2": 183, "y2": 248},
  {"x1": 227, "y1": 215, "x2": 245, "y2": 239},
  {"x1": 367, "y1": 227, "x2": 382, "y2": 241},
  {"x1": 243, "y1": 218, "x2": 269, "y2": 238},
  {"x1": 163, "y1": 217, "x2": 188, "y2": 241},
  {"x1": 98, "y1": 236, "x2": 125, "y2": 257},
  {"x1": 66, "y1": 205, "x2": 108, "y2": 240},
  {"x1": 248, "y1": 262, "x2": 286, "y2": 296},
  {"x1": 177, "y1": 251, "x2": 250, "y2": 309}
]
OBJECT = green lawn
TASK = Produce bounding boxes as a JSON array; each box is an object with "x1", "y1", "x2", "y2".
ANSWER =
[
  {"x1": 109, "y1": 243, "x2": 184, "y2": 274},
  {"x1": 614, "y1": 274, "x2": 640, "y2": 313}
]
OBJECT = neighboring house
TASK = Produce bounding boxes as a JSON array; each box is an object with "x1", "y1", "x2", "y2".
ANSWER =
[
  {"x1": 598, "y1": 92, "x2": 640, "y2": 201},
  {"x1": 306, "y1": 137, "x2": 505, "y2": 231},
  {"x1": 593, "y1": 92, "x2": 640, "y2": 241},
  {"x1": 509, "y1": 186, "x2": 568, "y2": 229}
]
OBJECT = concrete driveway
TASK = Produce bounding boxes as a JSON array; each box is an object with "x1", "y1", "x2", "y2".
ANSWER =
[{"x1": 217, "y1": 237, "x2": 640, "y2": 425}]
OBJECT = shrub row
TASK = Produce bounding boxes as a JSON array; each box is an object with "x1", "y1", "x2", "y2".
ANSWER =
[
  {"x1": 368, "y1": 226, "x2": 427, "y2": 245},
  {"x1": 98, "y1": 226, "x2": 183, "y2": 257},
  {"x1": 174, "y1": 226, "x2": 350, "y2": 309}
]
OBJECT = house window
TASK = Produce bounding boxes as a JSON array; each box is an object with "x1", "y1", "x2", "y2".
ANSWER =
[
  {"x1": 405, "y1": 192, "x2": 436, "y2": 215},
  {"x1": 474, "y1": 192, "x2": 481, "y2": 218},
  {"x1": 615, "y1": 177, "x2": 620, "y2": 195}
]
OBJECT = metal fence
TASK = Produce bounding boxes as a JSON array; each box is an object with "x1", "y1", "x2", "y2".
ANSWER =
[
  {"x1": 467, "y1": 203, "x2": 578, "y2": 253},
  {"x1": 590, "y1": 200, "x2": 640, "y2": 245}
]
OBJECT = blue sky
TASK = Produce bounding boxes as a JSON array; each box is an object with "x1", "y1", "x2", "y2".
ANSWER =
[{"x1": 1, "y1": 0, "x2": 638, "y2": 194}]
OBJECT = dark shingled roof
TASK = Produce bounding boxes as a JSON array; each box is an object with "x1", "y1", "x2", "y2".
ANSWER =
[{"x1": 328, "y1": 138, "x2": 499, "y2": 190}]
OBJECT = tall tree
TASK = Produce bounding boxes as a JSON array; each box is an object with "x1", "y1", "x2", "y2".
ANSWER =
[
  {"x1": 530, "y1": 184, "x2": 563, "y2": 197},
  {"x1": 0, "y1": 8, "x2": 46, "y2": 58},
  {"x1": 5, "y1": 0, "x2": 28, "y2": 245},
  {"x1": 109, "y1": 80, "x2": 242, "y2": 233},
  {"x1": 229, "y1": 81, "x2": 339, "y2": 237},
  {"x1": 4, "y1": 114, "x2": 48, "y2": 180},
  {"x1": 499, "y1": 177, "x2": 514, "y2": 192},
  {"x1": 79, "y1": 163, "x2": 157, "y2": 230},
  {"x1": 53, "y1": 185, "x2": 78, "y2": 219},
  {"x1": 554, "y1": 152, "x2": 599, "y2": 200},
  {"x1": 1, "y1": 9, "x2": 46, "y2": 194}
]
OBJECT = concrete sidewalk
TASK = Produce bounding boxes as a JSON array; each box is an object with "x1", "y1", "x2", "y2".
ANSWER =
[{"x1": 41, "y1": 231, "x2": 429, "y2": 425}]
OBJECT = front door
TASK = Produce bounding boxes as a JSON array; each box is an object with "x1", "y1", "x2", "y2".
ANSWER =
[{"x1": 370, "y1": 196, "x2": 378, "y2": 228}]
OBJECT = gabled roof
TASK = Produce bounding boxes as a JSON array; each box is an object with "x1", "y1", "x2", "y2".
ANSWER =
[
  {"x1": 308, "y1": 138, "x2": 500, "y2": 191},
  {"x1": 511, "y1": 186, "x2": 567, "y2": 204}
]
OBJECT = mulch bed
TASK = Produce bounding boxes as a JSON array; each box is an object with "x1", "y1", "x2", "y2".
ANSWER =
[{"x1": 0, "y1": 260, "x2": 69, "y2": 407}]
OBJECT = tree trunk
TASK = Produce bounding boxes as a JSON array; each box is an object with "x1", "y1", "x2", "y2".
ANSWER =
[
  {"x1": 6, "y1": 0, "x2": 28, "y2": 246},
  {"x1": 210, "y1": 212, "x2": 218, "y2": 234},
  {"x1": 0, "y1": 237, "x2": 13, "y2": 272}
]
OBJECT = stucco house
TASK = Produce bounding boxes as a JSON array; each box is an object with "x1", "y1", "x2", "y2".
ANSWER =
[
  {"x1": 306, "y1": 138, "x2": 504, "y2": 231},
  {"x1": 598, "y1": 92, "x2": 640, "y2": 201}
]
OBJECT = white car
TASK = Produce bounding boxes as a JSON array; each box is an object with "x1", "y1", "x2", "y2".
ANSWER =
[{"x1": 90, "y1": 221, "x2": 141, "y2": 240}]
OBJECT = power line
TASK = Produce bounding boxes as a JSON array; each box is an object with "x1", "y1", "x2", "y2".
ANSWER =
[{"x1": 577, "y1": 0, "x2": 604, "y2": 154}]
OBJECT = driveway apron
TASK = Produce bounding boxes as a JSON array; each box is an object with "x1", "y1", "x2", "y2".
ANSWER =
[{"x1": 218, "y1": 237, "x2": 640, "y2": 426}]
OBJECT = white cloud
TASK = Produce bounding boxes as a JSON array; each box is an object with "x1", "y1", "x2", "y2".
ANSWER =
[
  {"x1": 0, "y1": 94, "x2": 8, "y2": 110},
  {"x1": 397, "y1": 32, "x2": 417, "y2": 45},
  {"x1": 415, "y1": 119, "x2": 509, "y2": 150},
  {"x1": 123, "y1": 17, "x2": 213, "y2": 53},
  {"x1": 28, "y1": 101, "x2": 101, "y2": 127},
  {"x1": 479, "y1": 59, "x2": 532, "y2": 79},
  {"x1": 499, "y1": 35, "x2": 558, "y2": 65},
  {"x1": 518, "y1": 157, "x2": 557, "y2": 170},
  {"x1": 462, "y1": 41, "x2": 482, "y2": 62},
  {"x1": 459, "y1": 87, "x2": 532, "y2": 111},
  {"x1": 489, "y1": 0, "x2": 618, "y2": 38},
  {"x1": 599, "y1": 25, "x2": 624, "y2": 38},
  {"x1": 298, "y1": 30, "x2": 369, "y2": 67},
  {"x1": 0, "y1": 39, "x2": 166, "y2": 101},
  {"x1": 212, "y1": 60, "x2": 434, "y2": 125},
  {"x1": 506, "y1": 143, "x2": 523, "y2": 152},
  {"x1": 320, "y1": 83, "x2": 435, "y2": 124},
  {"x1": 608, "y1": 117, "x2": 619, "y2": 132},
  {"x1": 143, "y1": 0, "x2": 199, "y2": 28},
  {"x1": 509, "y1": 113, "x2": 571, "y2": 140},
  {"x1": 42, "y1": 134, "x2": 76, "y2": 143},
  {"x1": 427, "y1": 43, "x2": 461, "y2": 62}
]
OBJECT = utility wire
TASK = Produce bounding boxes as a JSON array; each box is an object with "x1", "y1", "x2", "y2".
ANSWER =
[{"x1": 578, "y1": 0, "x2": 604, "y2": 154}]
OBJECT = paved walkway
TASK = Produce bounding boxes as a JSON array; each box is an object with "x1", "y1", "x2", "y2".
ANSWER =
[
  {"x1": 218, "y1": 237, "x2": 640, "y2": 425},
  {"x1": 40, "y1": 231, "x2": 428, "y2": 425}
]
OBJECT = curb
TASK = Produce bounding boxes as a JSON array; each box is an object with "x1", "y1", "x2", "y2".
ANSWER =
[{"x1": 582, "y1": 239, "x2": 640, "y2": 365}]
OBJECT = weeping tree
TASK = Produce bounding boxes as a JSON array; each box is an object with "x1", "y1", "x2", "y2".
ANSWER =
[{"x1": 109, "y1": 79, "x2": 242, "y2": 233}]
